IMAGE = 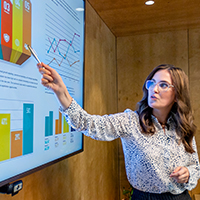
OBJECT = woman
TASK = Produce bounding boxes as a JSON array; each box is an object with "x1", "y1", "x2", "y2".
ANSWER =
[{"x1": 38, "y1": 63, "x2": 200, "y2": 200}]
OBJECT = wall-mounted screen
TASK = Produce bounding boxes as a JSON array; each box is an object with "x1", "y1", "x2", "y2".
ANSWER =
[{"x1": 0, "y1": 0, "x2": 84, "y2": 187}]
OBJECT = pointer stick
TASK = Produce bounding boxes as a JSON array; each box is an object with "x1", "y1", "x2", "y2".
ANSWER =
[{"x1": 27, "y1": 45, "x2": 41, "y2": 64}]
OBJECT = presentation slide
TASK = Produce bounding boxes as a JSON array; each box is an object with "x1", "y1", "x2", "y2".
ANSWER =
[{"x1": 0, "y1": 0, "x2": 84, "y2": 186}]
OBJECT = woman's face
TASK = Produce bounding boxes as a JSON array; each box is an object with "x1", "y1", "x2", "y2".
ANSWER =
[{"x1": 147, "y1": 69, "x2": 176, "y2": 113}]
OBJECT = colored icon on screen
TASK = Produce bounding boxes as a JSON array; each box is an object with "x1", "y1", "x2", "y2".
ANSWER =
[
  {"x1": 0, "y1": 0, "x2": 32, "y2": 65},
  {"x1": 3, "y1": 34, "x2": 10, "y2": 43}
]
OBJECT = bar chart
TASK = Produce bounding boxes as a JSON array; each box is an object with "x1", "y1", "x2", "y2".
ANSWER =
[
  {"x1": 44, "y1": 110, "x2": 71, "y2": 150},
  {"x1": 0, "y1": 99, "x2": 34, "y2": 162},
  {"x1": 45, "y1": 110, "x2": 71, "y2": 137}
]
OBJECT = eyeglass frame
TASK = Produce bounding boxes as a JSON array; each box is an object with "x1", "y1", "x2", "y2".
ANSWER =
[{"x1": 145, "y1": 79, "x2": 174, "y2": 92}]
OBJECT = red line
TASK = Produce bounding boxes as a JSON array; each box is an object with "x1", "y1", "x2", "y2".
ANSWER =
[{"x1": 48, "y1": 57, "x2": 80, "y2": 67}]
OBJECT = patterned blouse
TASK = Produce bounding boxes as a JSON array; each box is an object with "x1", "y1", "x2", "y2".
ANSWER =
[{"x1": 61, "y1": 99, "x2": 200, "y2": 194}]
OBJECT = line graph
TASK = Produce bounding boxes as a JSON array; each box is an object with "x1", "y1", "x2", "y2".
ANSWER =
[
  {"x1": 47, "y1": 33, "x2": 80, "y2": 54},
  {"x1": 45, "y1": 3, "x2": 83, "y2": 82},
  {"x1": 47, "y1": 34, "x2": 80, "y2": 67}
]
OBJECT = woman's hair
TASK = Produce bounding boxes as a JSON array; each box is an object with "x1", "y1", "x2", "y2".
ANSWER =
[{"x1": 136, "y1": 64, "x2": 196, "y2": 153}]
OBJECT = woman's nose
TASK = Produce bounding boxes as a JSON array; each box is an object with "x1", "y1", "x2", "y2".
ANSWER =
[{"x1": 153, "y1": 83, "x2": 159, "y2": 93}]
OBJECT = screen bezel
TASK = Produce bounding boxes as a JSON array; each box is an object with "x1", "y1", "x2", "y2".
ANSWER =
[
  {"x1": 0, "y1": 0, "x2": 85, "y2": 187},
  {"x1": 0, "y1": 136, "x2": 84, "y2": 187}
]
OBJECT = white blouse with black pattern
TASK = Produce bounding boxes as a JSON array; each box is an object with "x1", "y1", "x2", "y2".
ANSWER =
[{"x1": 60, "y1": 99, "x2": 200, "y2": 195}]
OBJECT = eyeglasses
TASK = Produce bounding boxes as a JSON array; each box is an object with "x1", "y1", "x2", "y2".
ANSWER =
[{"x1": 145, "y1": 80, "x2": 174, "y2": 92}]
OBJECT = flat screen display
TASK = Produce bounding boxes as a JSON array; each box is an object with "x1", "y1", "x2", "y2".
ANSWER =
[{"x1": 0, "y1": 0, "x2": 84, "y2": 187}]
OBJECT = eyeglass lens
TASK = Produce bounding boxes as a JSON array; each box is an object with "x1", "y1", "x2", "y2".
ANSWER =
[{"x1": 146, "y1": 80, "x2": 169, "y2": 91}]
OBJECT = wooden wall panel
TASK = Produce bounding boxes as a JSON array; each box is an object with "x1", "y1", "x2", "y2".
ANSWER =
[
  {"x1": 117, "y1": 30, "x2": 190, "y2": 199},
  {"x1": 0, "y1": 1, "x2": 119, "y2": 200},
  {"x1": 188, "y1": 28, "x2": 200, "y2": 197},
  {"x1": 81, "y1": 1, "x2": 119, "y2": 199}
]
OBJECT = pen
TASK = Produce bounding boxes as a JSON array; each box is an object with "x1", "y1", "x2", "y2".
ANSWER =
[{"x1": 27, "y1": 45, "x2": 41, "y2": 64}]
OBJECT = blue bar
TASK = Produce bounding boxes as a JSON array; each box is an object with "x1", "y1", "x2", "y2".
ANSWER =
[
  {"x1": 45, "y1": 111, "x2": 53, "y2": 137},
  {"x1": 0, "y1": 47, "x2": 3, "y2": 59},
  {"x1": 23, "y1": 104, "x2": 34, "y2": 155},
  {"x1": 45, "y1": 116, "x2": 50, "y2": 137},
  {"x1": 49, "y1": 111, "x2": 53, "y2": 136}
]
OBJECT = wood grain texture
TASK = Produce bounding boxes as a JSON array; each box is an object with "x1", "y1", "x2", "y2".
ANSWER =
[
  {"x1": 81, "y1": 2, "x2": 119, "y2": 199},
  {"x1": 87, "y1": 0, "x2": 200, "y2": 37},
  {"x1": 188, "y1": 28, "x2": 200, "y2": 197}
]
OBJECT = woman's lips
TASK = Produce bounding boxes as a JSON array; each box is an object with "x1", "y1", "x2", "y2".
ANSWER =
[{"x1": 150, "y1": 95, "x2": 158, "y2": 99}]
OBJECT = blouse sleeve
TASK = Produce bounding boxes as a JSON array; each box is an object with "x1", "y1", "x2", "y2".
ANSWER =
[
  {"x1": 184, "y1": 137, "x2": 200, "y2": 190},
  {"x1": 60, "y1": 99, "x2": 137, "y2": 141}
]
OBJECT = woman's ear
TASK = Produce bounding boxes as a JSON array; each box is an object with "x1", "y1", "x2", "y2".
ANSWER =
[{"x1": 174, "y1": 98, "x2": 177, "y2": 102}]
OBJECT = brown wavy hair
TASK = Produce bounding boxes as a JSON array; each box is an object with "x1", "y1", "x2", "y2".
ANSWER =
[{"x1": 136, "y1": 64, "x2": 196, "y2": 153}]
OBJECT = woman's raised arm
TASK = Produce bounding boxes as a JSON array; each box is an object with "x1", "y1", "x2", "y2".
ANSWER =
[{"x1": 37, "y1": 62, "x2": 72, "y2": 110}]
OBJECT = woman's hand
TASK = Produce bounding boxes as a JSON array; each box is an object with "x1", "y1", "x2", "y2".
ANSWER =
[
  {"x1": 37, "y1": 62, "x2": 72, "y2": 109},
  {"x1": 170, "y1": 166, "x2": 190, "y2": 183}
]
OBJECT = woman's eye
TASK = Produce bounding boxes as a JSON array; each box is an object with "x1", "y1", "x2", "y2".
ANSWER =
[{"x1": 159, "y1": 83, "x2": 168, "y2": 88}]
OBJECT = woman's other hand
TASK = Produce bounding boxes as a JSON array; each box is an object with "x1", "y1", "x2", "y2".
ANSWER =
[{"x1": 170, "y1": 166, "x2": 190, "y2": 183}]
